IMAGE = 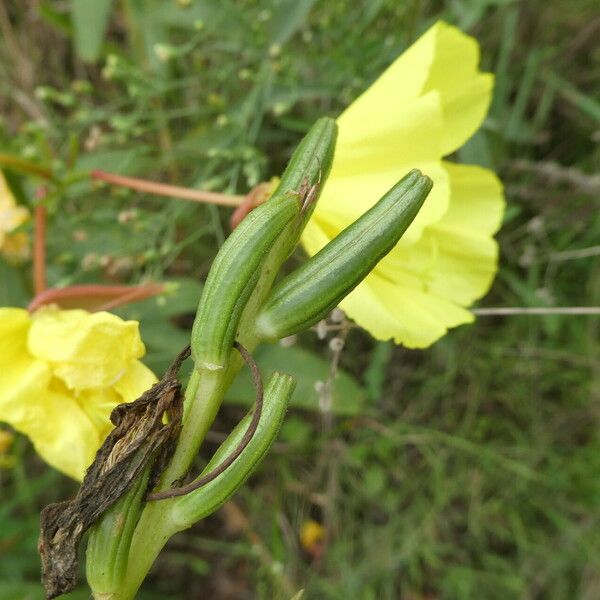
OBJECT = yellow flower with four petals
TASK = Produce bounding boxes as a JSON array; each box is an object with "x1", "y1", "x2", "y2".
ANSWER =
[
  {"x1": 0, "y1": 307, "x2": 156, "y2": 480},
  {"x1": 302, "y1": 21, "x2": 505, "y2": 347}
]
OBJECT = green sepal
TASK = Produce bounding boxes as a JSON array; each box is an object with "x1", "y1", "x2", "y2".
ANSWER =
[
  {"x1": 170, "y1": 372, "x2": 295, "y2": 528},
  {"x1": 255, "y1": 169, "x2": 433, "y2": 340}
]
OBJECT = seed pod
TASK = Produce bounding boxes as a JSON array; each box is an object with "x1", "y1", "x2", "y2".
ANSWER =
[
  {"x1": 255, "y1": 169, "x2": 433, "y2": 340},
  {"x1": 171, "y1": 372, "x2": 295, "y2": 527},
  {"x1": 191, "y1": 117, "x2": 337, "y2": 371}
]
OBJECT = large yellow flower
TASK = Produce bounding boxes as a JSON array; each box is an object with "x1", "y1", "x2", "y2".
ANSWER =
[
  {"x1": 0, "y1": 306, "x2": 156, "y2": 480},
  {"x1": 0, "y1": 170, "x2": 30, "y2": 262},
  {"x1": 302, "y1": 21, "x2": 505, "y2": 348}
]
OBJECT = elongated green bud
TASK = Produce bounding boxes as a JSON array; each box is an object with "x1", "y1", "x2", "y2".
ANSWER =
[
  {"x1": 171, "y1": 372, "x2": 295, "y2": 528},
  {"x1": 86, "y1": 467, "x2": 149, "y2": 595},
  {"x1": 269, "y1": 117, "x2": 337, "y2": 252},
  {"x1": 255, "y1": 169, "x2": 433, "y2": 340},
  {"x1": 191, "y1": 118, "x2": 337, "y2": 371},
  {"x1": 191, "y1": 197, "x2": 299, "y2": 370}
]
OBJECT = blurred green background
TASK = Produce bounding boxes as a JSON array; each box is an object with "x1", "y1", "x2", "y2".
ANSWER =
[{"x1": 0, "y1": 0, "x2": 599, "y2": 598}]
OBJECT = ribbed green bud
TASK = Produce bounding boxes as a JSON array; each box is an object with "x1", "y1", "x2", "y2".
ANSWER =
[
  {"x1": 171, "y1": 372, "x2": 295, "y2": 528},
  {"x1": 86, "y1": 467, "x2": 149, "y2": 596},
  {"x1": 268, "y1": 117, "x2": 337, "y2": 253},
  {"x1": 191, "y1": 117, "x2": 337, "y2": 371},
  {"x1": 191, "y1": 196, "x2": 299, "y2": 371},
  {"x1": 255, "y1": 169, "x2": 433, "y2": 340}
]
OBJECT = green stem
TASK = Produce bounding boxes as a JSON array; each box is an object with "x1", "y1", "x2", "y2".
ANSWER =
[{"x1": 118, "y1": 343, "x2": 254, "y2": 598}]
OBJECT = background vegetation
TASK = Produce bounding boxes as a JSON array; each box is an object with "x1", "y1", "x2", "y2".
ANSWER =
[{"x1": 1, "y1": 0, "x2": 599, "y2": 598}]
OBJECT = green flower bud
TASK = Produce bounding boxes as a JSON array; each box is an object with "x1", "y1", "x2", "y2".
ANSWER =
[
  {"x1": 269, "y1": 117, "x2": 337, "y2": 256},
  {"x1": 171, "y1": 372, "x2": 295, "y2": 528},
  {"x1": 255, "y1": 169, "x2": 433, "y2": 340},
  {"x1": 191, "y1": 117, "x2": 338, "y2": 371},
  {"x1": 86, "y1": 467, "x2": 149, "y2": 594},
  {"x1": 191, "y1": 196, "x2": 299, "y2": 371}
]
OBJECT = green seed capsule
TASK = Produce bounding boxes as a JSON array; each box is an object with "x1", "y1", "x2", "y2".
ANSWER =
[{"x1": 255, "y1": 169, "x2": 433, "y2": 340}]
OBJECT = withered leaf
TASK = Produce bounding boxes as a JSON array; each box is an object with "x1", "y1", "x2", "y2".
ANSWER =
[{"x1": 39, "y1": 345, "x2": 190, "y2": 599}]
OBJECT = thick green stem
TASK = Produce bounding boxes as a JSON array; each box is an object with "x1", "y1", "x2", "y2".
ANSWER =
[{"x1": 117, "y1": 344, "x2": 254, "y2": 598}]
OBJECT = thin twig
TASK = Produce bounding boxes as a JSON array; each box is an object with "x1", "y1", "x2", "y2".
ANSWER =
[
  {"x1": 148, "y1": 341, "x2": 263, "y2": 501},
  {"x1": 94, "y1": 285, "x2": 165, "y2": 312},
  {"x1": 317, "y1": 318, "x2": 349, "y2": 550},
  {"x1": 472, "y1": 307, "x2": 600, "y2": 316},
  {"x1": 27, "y1": 283, "x2": 165, "y2": 312},
  {"x1": 549, "y1": 245, "x2": 600, "y2": 262},
  {"x1": 33, "y1": 205, "x2": 47, "y2": 295},
  {"x1": 91, "y1": 170, "x2": 245, "y2": 207},
  {"x1": 0, "y1": 153, "x2": 52, "y2": 179}
]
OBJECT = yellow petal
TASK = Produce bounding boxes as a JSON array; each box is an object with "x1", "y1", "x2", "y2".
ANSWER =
[
  {"x1": 340, "y1": 272, "x2": 473, "y2": 348},
  {"x1": 314, "y1": 160, "x2": 450, "y2": 247},
  {"x1": 28, "y1": 307, "x2": 147, "y2": 390},
  {"x1": 416, "y1": 161, "x2": 504, "y2": 305},
  {"x1": 113, "y1": 359, "x2": 157, "y2": 403},
  {"x1": 78, "y1": 360, "x2": 156, "y2": 440},
  {"x1": 336, "y1": 90, "x2": 444, "y2": 167},
  {"x1": 375, "y1": 161, "x2": 505, "y2": 306},
  {"x1": 336, "y1": 22, "x2": 492, "y2": 157},
  {"x1": 335, "y1": 25, "x2": 440, "y2": 129},
  {"x1": 301, "y1": 218, "x2": 332, "y2": 258},
  {"x1": 433, "y1": 161, "x2": 504, "y2": 236},
  {"x1": 0, "y1": 307, "x2": 30, "y2": 364},
  {"x1": 0, "y1": 309, "x2": 52, "y2": 430},
  {"x1": 300, "y1": 22, "x2": 500, "y2": 349},
  {"x1": 28, "y1": 379, "x2": 100, "y2": 480},
  {"x1": 76, "y1": 386, "x2": 122, "y2": 440},
  {"x1": 421, "y1": 23, "x2": 494, "y2": 155},
  {"x1": 0, "y1": 171, "x2": 29, "y2": 252}
]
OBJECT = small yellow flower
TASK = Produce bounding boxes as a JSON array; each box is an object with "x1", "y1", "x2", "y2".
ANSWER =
[
  {"x1": 0, "y1": 170, "x2": 30, "y2": 262},
  {"x1": 0, "y1": 306, "x2": 156, "y2": 480},
  {"x1": 299, "y1": 519, "x2": 325, "y2": 555},
  {"x1": 302, "y1": 22, "x2": 505, "y2": 348}
]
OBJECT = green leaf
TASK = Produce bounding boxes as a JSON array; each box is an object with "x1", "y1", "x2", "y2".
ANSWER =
[
  {"x1": 0, "y1": 258, "x2": 29, "y2": 307},
  {"x1": 270, "y1": 0, "x2": 318, "y2": 46},
  {"x1": 71, "y1": 0, "x2": 113, "y2": 63},
  {"x1": 227, "y1": 344, "x2": 366, "y2": 415}
]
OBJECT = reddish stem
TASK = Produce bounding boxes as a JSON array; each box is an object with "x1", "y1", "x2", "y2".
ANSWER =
[
  {"x1": 28, "y1": 283, "x2": 165, "y2": 313},
  {"x1": 33, "y1": 204, "x2": 47, "y2": 295},
  {"x1": 91, "y1": 170, "x2": 245, "y2": 207},
  {"x1": 229, "y1": 181, "x2": 273, "y2": 229}
]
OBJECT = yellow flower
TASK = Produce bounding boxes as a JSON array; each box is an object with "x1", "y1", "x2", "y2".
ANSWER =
[
  {"x1": 299, "y1": 519, "x2": 325, "y2": 555},
  {"x1": 0, "y1": 306, "x2": 156, "y2": 480},
  {"x1": 0, "y1": 170, "x2": 30, "y2": 262},
  {"x1": 302, "y1": 22, "x2": 505, "y2": 348}
]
